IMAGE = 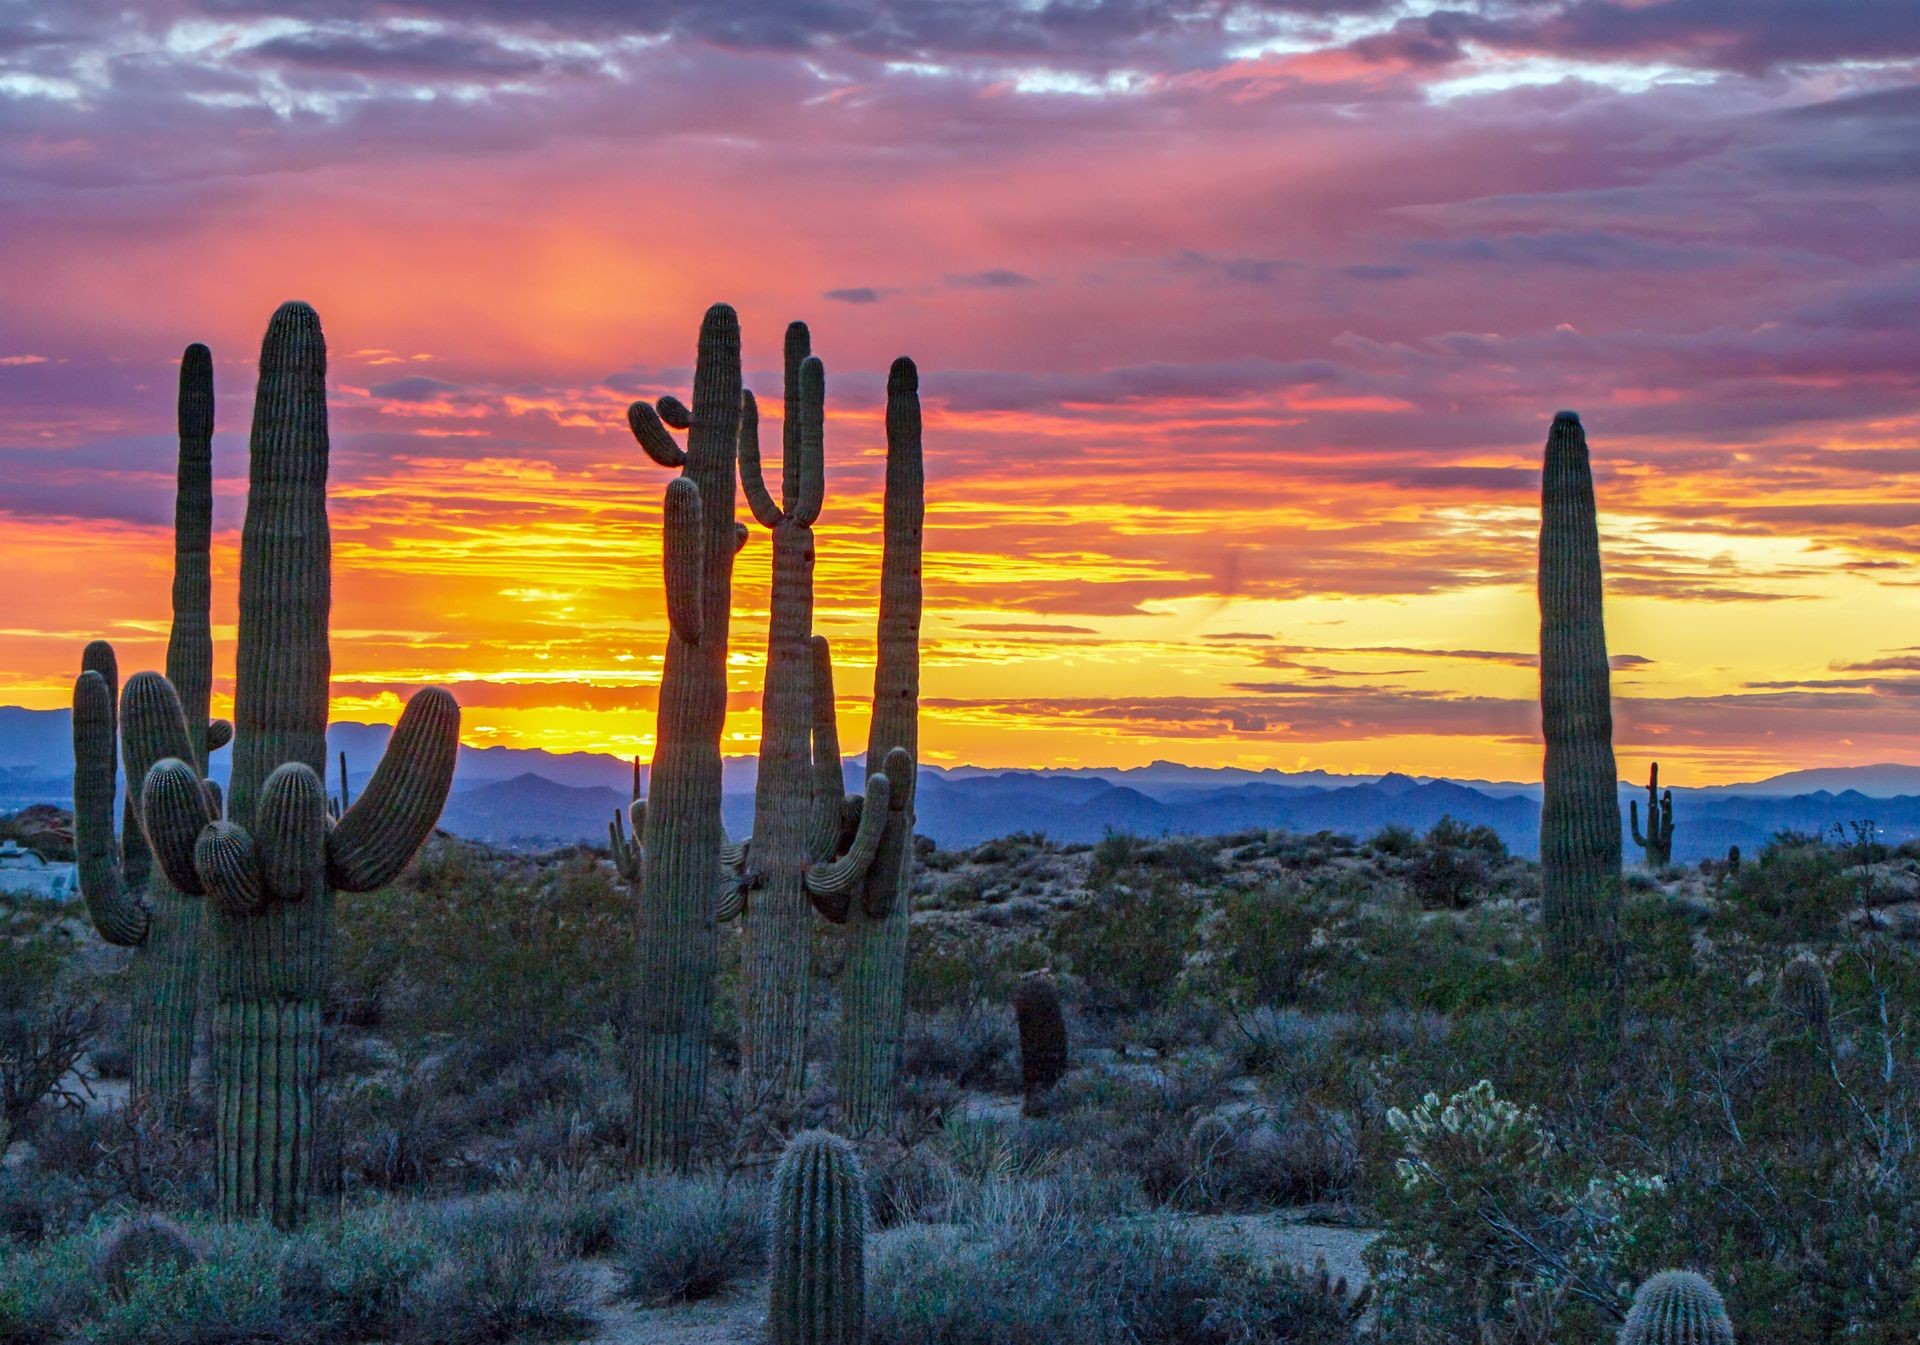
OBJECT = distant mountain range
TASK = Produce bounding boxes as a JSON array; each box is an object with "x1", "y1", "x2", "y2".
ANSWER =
[{"x1": 5, "y1": 704, "x2": 1918, "y2": 859}]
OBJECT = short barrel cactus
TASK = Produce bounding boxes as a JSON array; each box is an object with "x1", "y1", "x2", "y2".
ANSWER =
[
  {"x1": 1618, "y1": 1269, "x2": 1734, "y2": 1345},
  {"x1": 1012, "y1": 972, "x2": 1068, "y2": 1110},
  {"x1": 770, "y1": 1129, "x2": 866, "y2": 1345}
]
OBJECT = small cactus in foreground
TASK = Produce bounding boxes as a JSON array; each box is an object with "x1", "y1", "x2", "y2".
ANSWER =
[
  {"x1": 1631, "y1": 761, "x2": 1676, "y2": 868},
  {"x1": 1618, "y1": 1270, "x2": 1734, "y2": 1345},
  {"x1": 1012, "y1": 973, "x2": 1068, "y2": 1111},
  {"x1": 1778, "y1": 953, "x2": 1832, "y2": 1040},
  {"x1": 771, "y1": 1129, "x2": 866, "y2": 1345}
]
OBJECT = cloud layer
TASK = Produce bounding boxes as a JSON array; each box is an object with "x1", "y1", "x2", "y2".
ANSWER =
[{"x1": 1, "y1": 1, "x2": 1916, "y2": 781}]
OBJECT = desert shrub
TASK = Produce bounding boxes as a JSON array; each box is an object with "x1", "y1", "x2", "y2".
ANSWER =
[
  {"x1": 1211, "y1": 886, "x2": 1334, "y2": 1008},
  {"x1": 401, "y1": 1208, "x2": 592, "y2": 1344},
  {"x1": 0, "y1": 1232, "x2": 89, "y2": 1344},
  {"x1": 1728, "y1": 829, "x2": 1858, "y2": 938},
  {"x1": 614, "y1": 1175, "x2": 767, "y2": 1305},
  {"x1": 1051, "y1": 873, "x2": 1199, "y2": 1012},
  {"x1": 1406, "y1": 815, "x2": 1505, "y2": 910},
  {"x1": 91, "y1": 1213, "x2": 203, "y2": 1300},
  {"x1": 0, "y1": 931, "x2": 99, "y2": 1137},
  {"x1": 1088, "y1": 827, "x2": 1143, "y2": 884},
  {"x1": 1366, "y1": 1080, "x2": 1664, "y2": 1343},
  {"x1": 1368, "y1": 824, "x2": 1419, "y2": 858},
  {"x1": 870, "y1": 1207, "x2": 1357, "y2": 1345},
  {"x1": 905, "y1": 931, "x2": 1044, "y2": 1014},
  {"x1": 900, "y1": 1008, "x2": 1013, "y2": 1090},
  {"x1": 334, "y1": 840, "x2": 628, "y2": 1062}
]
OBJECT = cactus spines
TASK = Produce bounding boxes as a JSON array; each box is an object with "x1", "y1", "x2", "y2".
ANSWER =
[
  {"x1": 839, "y1": 356, "x2": 924, "y2": 1135},
  {"x1": 1778, "y1": 953, "x2": 1831, "y2": 1038},
  {"x1": 770, "y1": 1130, "x2": 867, "y2": 1345},
  {"x1": 68, "y1": 346, "x2": 229, "y2": 1121},
  {"x1": 1012, "y1": 973, "x2": 1068, "y2": 1112},
  {"x1": 1537, "y1": 410, "x2": 1622, "y2": 984},
  {"x1": 1631, "y1": 761, "x2": 1675, "y2": 869},
  {"x1": 131, "y1": 303, "x2": 459, "y2": 1226},
  {"x1": 625, "y1": 303, "x2": 743, "y2": 1171},
  {"x1": 1618, "y1": 1270, "x2": 1734, "y2": 1345}
]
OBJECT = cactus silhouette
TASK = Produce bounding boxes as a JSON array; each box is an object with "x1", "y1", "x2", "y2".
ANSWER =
[
  {"x1": 770, "y1": 1129, "x2": 867, "y2": 1345},
  {"x1": 1537, "y1": 410, "x2": 1621, "y2": 984},
  {"x1": 734, "y1": 324, "x2": 892, "y2": 1098},
  {"x1": 1631, "y1": 761, "x2": 1675, "y2": 868},
  {"x1": 1013, "y1": 973, "x2": 1068, "y2": 1112},
  {"x1": 838, "y1": 357, "x2": 924, "y2": 1135},
  {"x1": 618, "y1": 304, "x2": 745, "y2": 1170},
  {"x1": 70, "y1": 344, "x2": 231, "y2": 1121},
  {"x1": 134, "y1": 303, "x2": 459, "y2": 1226},
  {"x1": 1618, "y1": 1270, "x2": 1734, "y2": 1344}
]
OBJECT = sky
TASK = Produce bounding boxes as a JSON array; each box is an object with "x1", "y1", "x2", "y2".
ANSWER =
[{"x1": 0, "y1": 1, "x2": 1916, "y2": 785}]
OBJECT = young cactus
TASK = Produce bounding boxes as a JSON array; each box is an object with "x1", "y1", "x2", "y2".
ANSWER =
[
  {"x1": 620, "y1": 304, "x2": 746, "y2": 1171},
  {"x1": 1631, "y1": 761, "x2": 1676, "y2": 868},
  {"x1": 770, "y1": 1129, "x2": 867, "y2": 1345},
  {"x1": 839, "y1": 357, "x2": 924, "y2": 1135},
  {"x1": 1617, "y1": 1270, "x2": 1734, "y2": 1345},
  {"x1": 70, "y1": 344, "x2": 231, "y2": 1122},
  {"x1": 1537, "y1": 410, "x2": 1622, "y2": 987},
  {"x1": 1012, "y1": 972, "x2": 1068, "y2": 1113},
  {"x1": 133, "y1": 303, "x2": 459, "y2": 1226},
  {"x1": 735, "y1": 324, "x2": 893, "y2": 1098}
]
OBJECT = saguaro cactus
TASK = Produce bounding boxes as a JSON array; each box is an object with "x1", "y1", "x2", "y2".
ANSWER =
[
  {"x1": 839, "y1": 357, "x2": 925, "y2": 1134},
  {"x1": 1631, "y1": 761, "x2": 1675, "y2": 869},
  {"x1": 1537, "y1": 410, "x2": 1621, "y2": 984},
  {"x1": 1618, "y1": 1270, "x2": 1734, "y2": 1345},
  {"x1": 620, "y1": 304, "x2": 745, "y2": 1170},
  {"x1": 735, "y1": 325, "x2": 891, "y2": 1098},
  {"x1": 70, "y1": 344, "x2": 231, "y2": 1121},
  {"x1": 1013, "y1": 973, "x2": 1068, "y2": 1113},
  {"x1": 134, "y1": 303, "x2": 459, "y2": 1227},
  {"x1": 770, "y1": 1129, "x2": 867, "y2": 1345}
]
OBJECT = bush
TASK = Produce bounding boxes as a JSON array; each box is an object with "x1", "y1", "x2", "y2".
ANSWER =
[
  {"x1": 1211, "y1": 887, "x2": 1331, "y2": 1008},
  {"x1": 614, "y1": 1176, "x2": 767, "y2": 1305},
  {"x1": 1406, "y1": 816, "x2": 1505, "y2": 910},
  {"x1": 870, "y1": 1208, "x2": 1357, "y2": 1345},
  {"x1": 0, "y1": 931, "x2": 99, "y2": 1137},
  {"x1": 1051, "y1": 873, "x2": 1199, "y2": 1012}
]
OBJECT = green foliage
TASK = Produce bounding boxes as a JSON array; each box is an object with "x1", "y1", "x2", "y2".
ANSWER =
[
  {"x1": 1210, "y1": 885, "x2": 1332, "y2": 1008},
  {"x1": 334, "y1": 840, "x2": 628, "y2": 1059},
  {"x1": 1407, "y1": 815, "x2": 1506, "y2": 910},
  {"x1": 1727, "y1": 830, "x2": 1858, "y2": 938},
  {"x1": 1051, "y1": 873, "x2": 1199, "y2": 1012}
]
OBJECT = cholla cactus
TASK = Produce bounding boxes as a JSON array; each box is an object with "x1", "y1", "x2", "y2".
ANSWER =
[
  {"x1": 135, "y1": 303, "x2": 459, "y2": 1226},
  {"x1": 1012, "y1": 972, "x2": 1068, "y2": 1111},
  {"x1": 838, "y1": 356, "x2": 924, "y2": 1135},
  {"x1": 71, "y1": 344, "x2": 231, "y2": 1121},
  {"x1": 1537, "y1": 410, "x2": 1622, "y2": 984},
  {"x1": 734, "y1": 324, "x2": 891, "y2": 1098},
  {"x1": 1631, "y1": 762, "x2": 1675, "y2": 869},
  {"x1": 770, "y1": 1129, "x2": 866, "y2": 1345},
  {"x1": 620, "y1": 304, "x2": 746, "y2": 1171},
  {"x1": 1618, "y1": 1270, "x2": 1734, "y2": 1345}
]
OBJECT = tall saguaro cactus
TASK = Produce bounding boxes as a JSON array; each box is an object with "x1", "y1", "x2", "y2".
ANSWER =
[
  {"x1": 1537, "y1": 410, "x2": 1621, "y2": 983},
  {"x1": 134, "y1": 303, "x2": 459, "y2": 1227},
  {"x1": 70, "y1": 344, "x2": 231, "y2": 1121},
  {"x1": 735, "y1": 325, "x2": 892, "y2": 1098},
  {"x1": 1631, "y1": 761, "x2": 1675, "y2": 868},
  {"x1": 837, "y1": 357, "x2": 925, "y2": 1135},
  {"x1": 620, "y1": 304, "x2": 745, "y2": 1170}
]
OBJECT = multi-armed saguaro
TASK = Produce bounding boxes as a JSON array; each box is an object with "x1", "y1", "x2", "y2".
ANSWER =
[
  {"x1": 133, "y1": 303, "x2": 459, "y2": 1227},
  {"x1": 1537, "y1": 409, "x2": 1621, "y2": 986},
  {"x1": 1630, "y1": 761, "x2": 1675, "y2": 869},
  {"x1": 734, "y1": 323, "x2": 892, "y2": 1099},
  {"x1": 838, "y1": 356, "x2": 925, "y2": 1134},
  {"x1": 71, "y1": 344, "x2": 232, "y2": 1121},
  {"x1": 618, "y1": 304, "x2": 746, "y2": 1170}
]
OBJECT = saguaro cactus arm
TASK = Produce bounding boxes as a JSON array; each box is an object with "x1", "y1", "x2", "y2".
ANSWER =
[
  {"x1": 327, "y1": 686, "x2": 460, "y2": 892},
  {"x1": 662, "y1": 478, "x2": 707, "y2": 646},
  {"x1": 630, "y1": 399, "x2": 688, "y2": 468},
  {"x1": 804, "y1": 767, "x2": 894, "y2": 918},
  {"x1": 142, "y1": 758, "x2": 214, "y2": 897},
  {"x1": 611, "y1": 799, "x2": 647, "y2": 884},
  {"x1": 73, "y1": 668, "x2": 148, "y2": 947},
  {"x1": 808, "y1": 636, "x2": 846, "y2": 861},
  {"x1": 738, "y1": 389, "x2": 785, "y2": 528}
]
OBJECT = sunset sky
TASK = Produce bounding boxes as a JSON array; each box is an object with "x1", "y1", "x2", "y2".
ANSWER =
[{"x1": 1, "y1": 1, "x2": 1916, "y2": 784}]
